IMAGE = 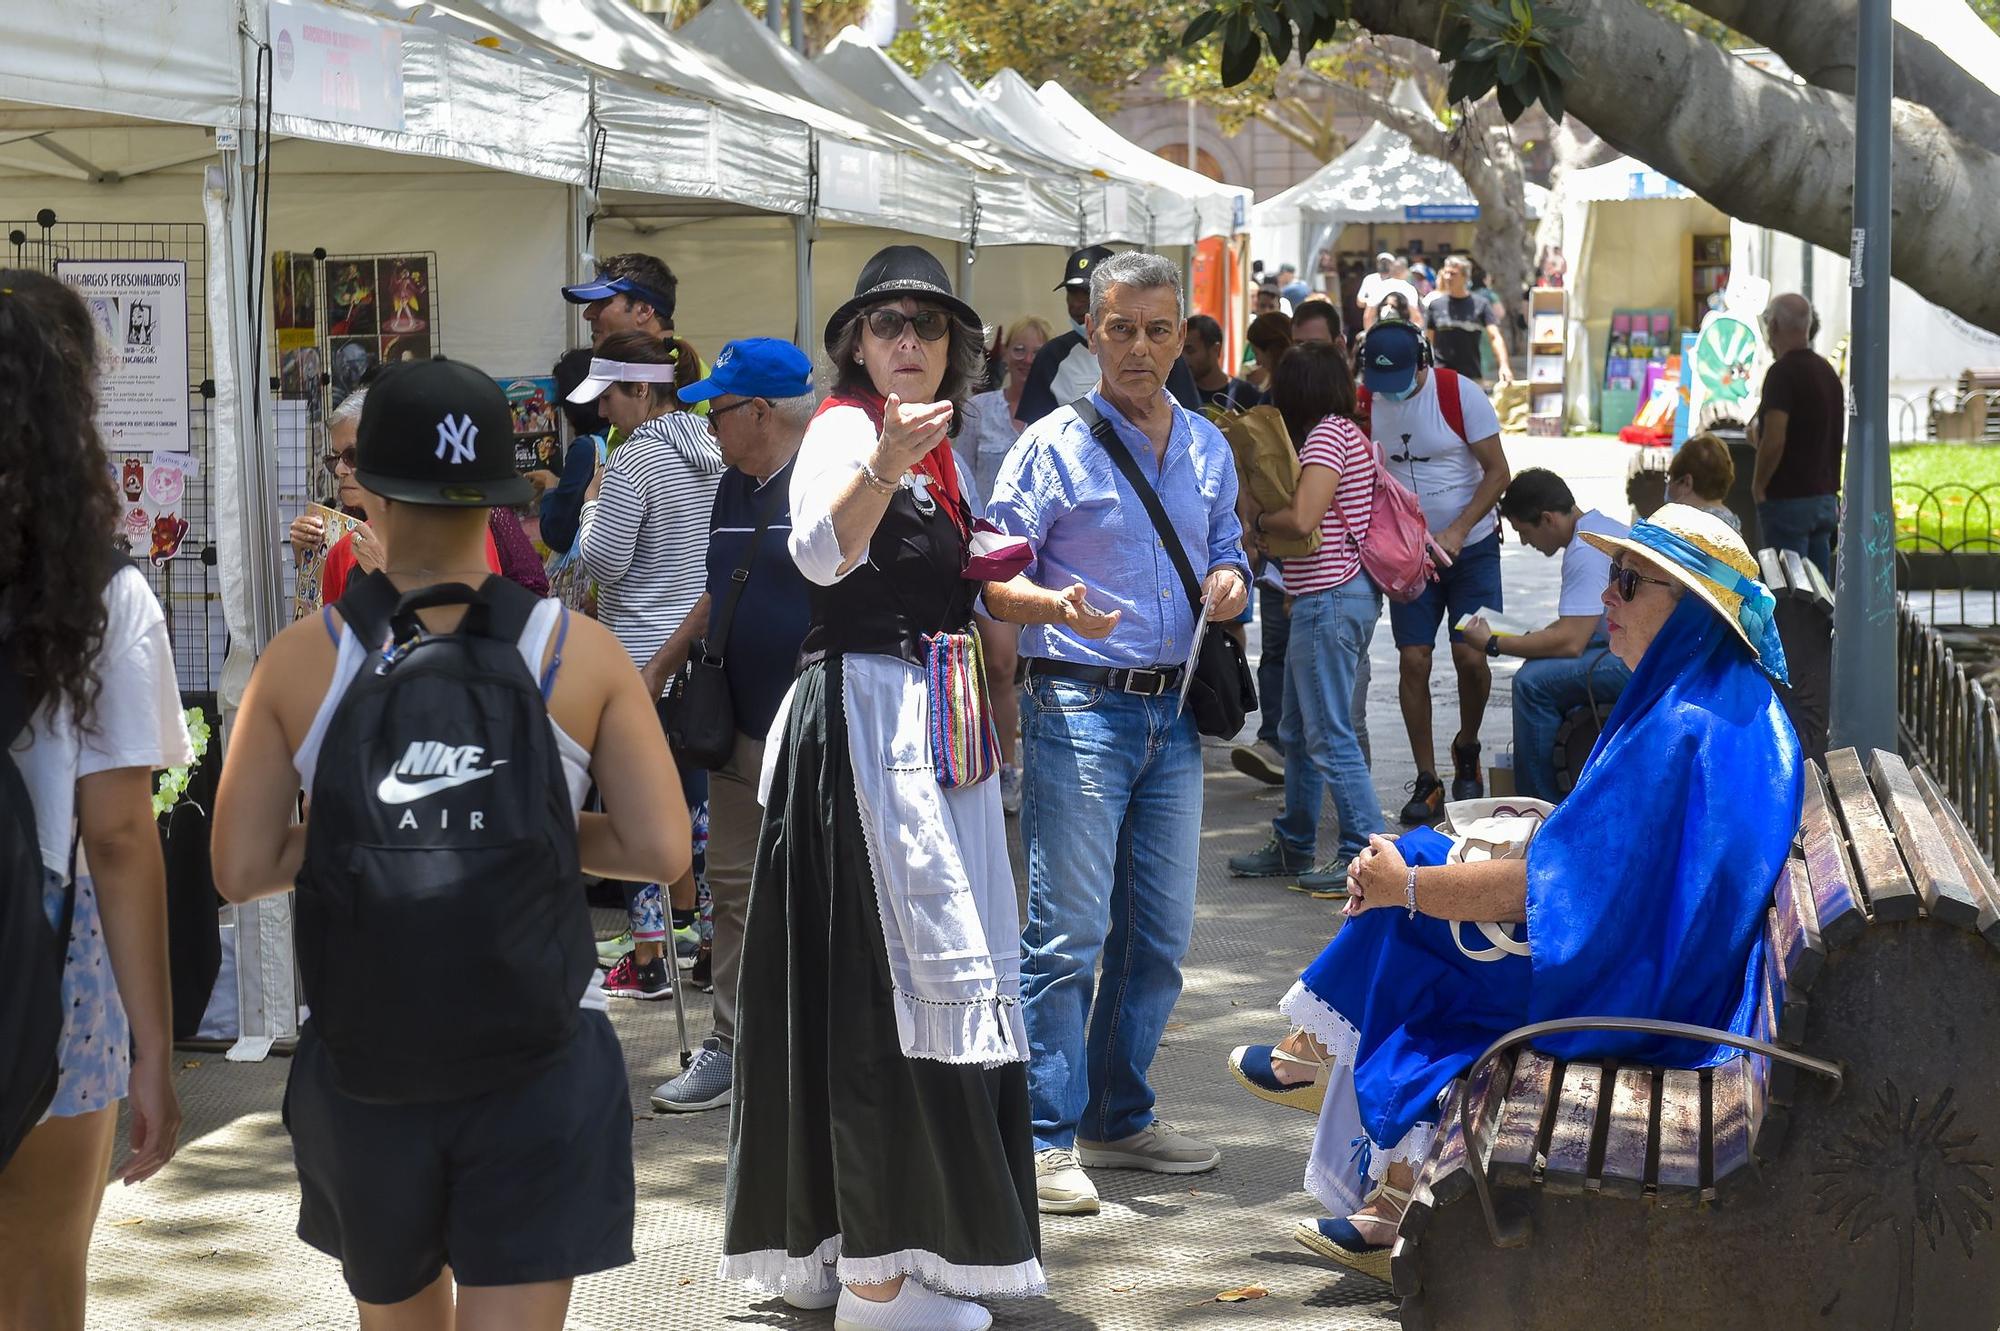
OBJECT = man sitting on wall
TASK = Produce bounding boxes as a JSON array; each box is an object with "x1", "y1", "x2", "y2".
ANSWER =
[{"x1": 1459, "y1": 468, "x2": 1632, "y2": 803}]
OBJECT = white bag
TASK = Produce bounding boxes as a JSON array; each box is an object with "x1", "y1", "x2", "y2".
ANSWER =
[{"x1": 1438, "y1": 797, "x2": 1554, "y2": 962}]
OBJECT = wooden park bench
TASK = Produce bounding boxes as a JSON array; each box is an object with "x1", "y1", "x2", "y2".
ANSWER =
[{"x1": 1390, "y1": 747, "x2": 2000, "y2": 1330}]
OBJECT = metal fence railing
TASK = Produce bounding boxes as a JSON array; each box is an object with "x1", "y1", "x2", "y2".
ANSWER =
[{"x1": 1898, "y1": 597, "x2": 2000, "y2": 866}]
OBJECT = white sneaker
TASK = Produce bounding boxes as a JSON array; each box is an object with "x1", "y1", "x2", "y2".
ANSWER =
[
  {"x1": 999, "y1": 764, "x2": 1024, "y2": 816},
  {"x1": 1035, "y1": 1146, "x2": 1100, "y2": 1215},
  {"x1": 1077, "y1": 1119, "x2": 1221, "y2": 1174},
  {"x1": 782, "y1": 1264, "x2": 839, "y2": 1311},
  {"x1": 833, "y1": 1281, "x2": 992, "y2": 1331}
]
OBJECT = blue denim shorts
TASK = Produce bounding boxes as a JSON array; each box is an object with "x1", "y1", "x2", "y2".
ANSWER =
[{"x1": 1390, "y1": 530, "x2": 1503, "y2": 649}]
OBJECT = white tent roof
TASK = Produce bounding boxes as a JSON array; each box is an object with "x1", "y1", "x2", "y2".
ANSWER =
[
  {"x1": 1032, "y1": 80, "x2": 1248, "y2": 240},
  {"x1": 1258, "y1": 121, "x2": 1477, "y2": 227},
  {"x1": 1563, "y1": 154, "x2": 1692, "y2": 204},
  {"x1": 0, "y1": 0, "x2": 239, "y2": 129},
  {"x1": 978, "y1": 69, "x2": 1174, "y2": 244}
]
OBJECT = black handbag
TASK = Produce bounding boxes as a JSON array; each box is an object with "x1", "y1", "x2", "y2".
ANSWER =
[
  {"x1": 660, "y1": 491, "x2": 777, "y2": 770},
  {"x1": 1072, "y1": 399, "x2": 1257, "y2": 739}
]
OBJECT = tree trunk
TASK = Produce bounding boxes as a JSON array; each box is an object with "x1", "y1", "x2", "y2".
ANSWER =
[
  {"x1": 1451, "y1": 100, "x2": 1532, "y2": 361},
  {"x1": 1345, "y1": 0, "x2": 2000, "y2": 334},
  {"x1": 1681, "y1": 0, "x2": 2000, "y2": 150}
]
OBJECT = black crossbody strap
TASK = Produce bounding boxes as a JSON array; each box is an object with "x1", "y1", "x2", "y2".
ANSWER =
[
  {"x1": 1071, "y1": 398, "x2": 1204, "y2": 617},
  {"x1": 701, "y1": 486, "x2": 781, "y2": 666}
]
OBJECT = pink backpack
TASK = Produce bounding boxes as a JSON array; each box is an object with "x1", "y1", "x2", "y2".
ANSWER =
[{"x1": 1350, "y1": 435, "x2": 1450, "y2": 603}]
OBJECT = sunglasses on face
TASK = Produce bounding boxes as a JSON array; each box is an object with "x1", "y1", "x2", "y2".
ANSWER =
[
  {"x1": 1608, "y1": 559, "x2": 1676, "y2": 603},
  {"x1": 865, "y1": 307, "x2": 952, "y2": 342},
  {"x1": 322, "y1": 446, "x2": 358, "y2": 476},
  {"x1": 706, "y1": 397, "x2": 762, "y2": 421}
]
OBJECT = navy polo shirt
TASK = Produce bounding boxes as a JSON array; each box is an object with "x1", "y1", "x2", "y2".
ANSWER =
[{"x1": 705, "y1": 459, "x2": 813, "y2": 737}]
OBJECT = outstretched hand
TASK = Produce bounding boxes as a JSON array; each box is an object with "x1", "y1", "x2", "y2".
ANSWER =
[
  {"x1": 872, "y1": 392, "x2": 953, "y2": 477},
  {"x1": 1054, "y1": 581, "x2": 1122, "y2": 640}
]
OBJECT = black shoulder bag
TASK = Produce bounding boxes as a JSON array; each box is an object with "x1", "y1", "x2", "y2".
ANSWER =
[
  {"x1": 1071, "y1": 398, "x2": 1256, "y2": 739},
  {"x1": 661, "y1": 492, "x2": 778, "y2": 770}
]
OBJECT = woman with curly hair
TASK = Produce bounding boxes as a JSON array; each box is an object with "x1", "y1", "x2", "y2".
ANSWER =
[{"x1": 0, "y1": 270, "x2": 190, "y2": 1329}]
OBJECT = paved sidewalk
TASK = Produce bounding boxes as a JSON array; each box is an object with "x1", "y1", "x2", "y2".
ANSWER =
[{"x1": 82, "y1": 439, "x2": 1637, "y2": 1330}]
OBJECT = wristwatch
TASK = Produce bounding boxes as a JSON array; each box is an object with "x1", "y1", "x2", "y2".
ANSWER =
[{"x1": 1485, "y1": 636, "x2": 1501, "y2": 658}]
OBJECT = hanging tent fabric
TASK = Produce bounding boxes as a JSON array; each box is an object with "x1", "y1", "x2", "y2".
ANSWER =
[
  {"x1": 1031, "y1": 80, "x2": 1249, "y2": 243},
  {"x1": 978, "y1": 69, "x2": 1165, "y2": 246}
]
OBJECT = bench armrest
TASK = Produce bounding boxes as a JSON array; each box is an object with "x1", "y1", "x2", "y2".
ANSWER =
[{"x1": 1458, "y1": 1017, "x2": 1844, "y2": 1249}]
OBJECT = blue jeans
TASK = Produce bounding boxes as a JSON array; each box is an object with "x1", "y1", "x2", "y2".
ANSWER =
[
  {"x1": 1256, "y1": 581, "x2": 1290, "y2": 750},
  {"x1": 1272, "y1": 580, "x2": 1384, "y2": 863},
  {"x1": 1512, "y1": 644, "x2": 1633, "y2": 802},
  {"x1": 1020, "y1": 674, "x2": 1202, "y2": 1150},
  {"x1": 1756, "y1": 494, "x2": 1838, "y2": 584}
]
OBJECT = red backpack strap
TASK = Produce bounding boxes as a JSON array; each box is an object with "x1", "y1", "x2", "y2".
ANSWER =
[
  {"x1": 1433, "y1": 366, "x2": 1467, "y2": 444},
  {"x1": 1356, "y1": 383, "x2": 1372, "y2": 437}
]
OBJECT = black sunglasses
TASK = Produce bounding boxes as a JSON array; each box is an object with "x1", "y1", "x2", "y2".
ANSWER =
[
  {"x1": 706, "y1": 397, "x2": 762, "y2": 421},
  {"x1": 322, "y1": 445, "x2": 357, "y2": 476},
  {"x1": 1608, "y1": 559, "x2": 1676, "y2": 603},
  {"x1": 865, "y1": 307, "x2": 952, "y2": 342}
]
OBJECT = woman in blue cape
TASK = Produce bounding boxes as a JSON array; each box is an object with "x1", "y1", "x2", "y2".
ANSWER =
[{"x1": 1230, "y1": 505, "x2": 1801, "y2": 1280}]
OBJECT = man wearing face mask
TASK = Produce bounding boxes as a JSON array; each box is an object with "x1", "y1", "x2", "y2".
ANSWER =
[
  {"x1": 1358, "y1": 318, "x2": 1510, "y2": 826},
  {"x1": 1017, "y1": 244, "x2": 1202, "y2": 426}
]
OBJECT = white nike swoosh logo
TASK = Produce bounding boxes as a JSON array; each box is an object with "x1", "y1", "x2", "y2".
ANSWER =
[{"x1": 376, "y1": 763, "x2": 504, "y2": 805}]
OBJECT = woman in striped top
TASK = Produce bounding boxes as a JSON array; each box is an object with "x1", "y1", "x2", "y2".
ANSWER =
[
  {"x1": 1244, "y1": 342, "x2": 1384, "y2": 881},
  {"x1": 572, "y1": 331, "x2": 723, "y2": 999}
]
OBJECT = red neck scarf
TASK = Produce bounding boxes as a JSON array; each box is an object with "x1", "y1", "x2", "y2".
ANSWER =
[{"x1": 817, "y1": 389, "x2": 969, "y2": 538}]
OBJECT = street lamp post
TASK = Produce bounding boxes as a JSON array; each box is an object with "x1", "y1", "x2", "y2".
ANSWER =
[{"x1": 1830, "y1": 0, "x2": 1897, "y2": 755}]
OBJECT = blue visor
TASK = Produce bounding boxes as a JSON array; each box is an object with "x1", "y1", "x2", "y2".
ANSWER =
[{"x1": 560, "y1": 275, "x2": 673, "y2": 316}]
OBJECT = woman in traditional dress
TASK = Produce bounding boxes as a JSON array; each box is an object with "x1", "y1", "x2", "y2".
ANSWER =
[
  {"x1": 1229, "y1": 505, "x2": 1800, "y2": 1280},
  {"x1": 722, "y1": 246, "x2": 1103, "y2": 1331}
]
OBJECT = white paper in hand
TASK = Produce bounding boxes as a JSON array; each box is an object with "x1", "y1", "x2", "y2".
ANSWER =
[{"x1": 1178, "y1": 590, "x2": 1214, "y2": 718}]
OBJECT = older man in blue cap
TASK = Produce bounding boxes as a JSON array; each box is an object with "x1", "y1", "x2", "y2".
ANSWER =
[{"x1": 640, "y1": 337, "x2": 819, "y2": 1113}]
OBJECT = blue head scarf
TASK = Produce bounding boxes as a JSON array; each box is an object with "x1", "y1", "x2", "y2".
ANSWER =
[{"x1": 1523, "y1": 591, "x2": 1802, "y2": 1065}]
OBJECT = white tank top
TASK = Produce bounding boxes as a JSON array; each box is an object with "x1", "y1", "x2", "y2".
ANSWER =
[{"x1": 292, "y1": 595, "x2": 608, "y2": 1011}]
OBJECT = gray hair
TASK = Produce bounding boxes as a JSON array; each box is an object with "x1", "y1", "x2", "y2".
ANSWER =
[
  {"x1": 770, "y1": 389, "x2": 817, "y2": 427},
  {"x1": 329, "y1": 388, "x2": 368, "y2": 428},
  {"x1": 1763, "y1": 293, "x2": 1813, "y2": 339},
  {"x1": 1088, "y1": 250, "x2": 1183, "y2": 324}
]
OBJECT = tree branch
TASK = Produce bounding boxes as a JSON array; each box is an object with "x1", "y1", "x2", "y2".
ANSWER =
[
  {"x1": 1344, "y1": 0, "x2": 2000, "y2": 333},
  {"x1": 1679, "y1": 0, "x2": 2000, "y2": 147},
  {"x1": 1304, "y1": 68, "x2": 1452, "y2": 158}
]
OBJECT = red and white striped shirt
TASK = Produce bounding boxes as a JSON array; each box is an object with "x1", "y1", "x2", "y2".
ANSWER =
[{"x1": 1282, "y1": 414, "x2": 1376, "y2": 595}]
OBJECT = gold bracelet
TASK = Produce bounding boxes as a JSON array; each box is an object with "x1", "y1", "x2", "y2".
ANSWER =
[{"x1": 858, "y1": 461, "x2": 902, "y2": 495}]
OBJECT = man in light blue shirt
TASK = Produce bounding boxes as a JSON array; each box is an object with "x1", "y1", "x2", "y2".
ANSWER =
[{"x1": 986, "y1": 250, "x2": 1249, "y2": 1217}]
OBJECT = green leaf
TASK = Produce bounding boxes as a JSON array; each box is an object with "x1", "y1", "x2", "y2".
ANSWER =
[
  {"x1": 1535, "y1": 10, "x2": 1582, "y2": 29},
  {"x1": 1496, "y1": 44, "x2": 1523, "y2": 84},
  {"x1": 1539, "y1": 67, "x2": 1565, "y2": 123},
  {"x1": 1463, "y1": 38, "x2": 1502, "y2": 60},
  {"x1": 1444, "y1": 56, "x2": 1496, "y2": 105},
  {"x1": 1180, "y1": 9, "x2": 1223, "y2": 48},
  {"x1": 1255, "y1": 2, "x2": 1293, "y2": 64},
  {"x1": 1513, "y1": 58, "x2": 1543, "y2": 103},
  {"x1": 1461, "y1": 2, "x2": 1510, "y2": 29},
  {"x1": 1540, "y1": 40, "x2": 1578, "y2": 82},
  {"x1": 1509, "y1": 0, "x2": 1531, "y2": 23},
  {"x1": 1437, "y1": 20, "x2": 1473, "y2": 61},
  {"x1": 1221, "y1": 11, "x2": 1260, "y2": 85},
  {"x1": 1495, "y1": 77, "x2": 1526, "y2": 121}
]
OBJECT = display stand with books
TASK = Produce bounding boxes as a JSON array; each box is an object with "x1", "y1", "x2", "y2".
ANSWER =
[
  {"x1": 1526, "y1": 287, "x2": 1567, "y2": 436},
  {"x1": 1599, "y1": 306, "x2": 1673, "y2": 433}
]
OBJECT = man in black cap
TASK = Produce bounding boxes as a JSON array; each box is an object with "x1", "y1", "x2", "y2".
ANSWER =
[{"x1": 1017, "y1": 244, "x2": 1202, "y2": 425}]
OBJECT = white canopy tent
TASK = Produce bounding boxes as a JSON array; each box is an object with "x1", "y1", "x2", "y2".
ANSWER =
[{"x1": 1032, "y1": 80, "x2": 1248, "y2": 244}]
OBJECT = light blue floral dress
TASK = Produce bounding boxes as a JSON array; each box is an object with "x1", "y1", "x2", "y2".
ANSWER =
[{"x1": 40, "y1": 868, "x2": 131, "y2": 1118}]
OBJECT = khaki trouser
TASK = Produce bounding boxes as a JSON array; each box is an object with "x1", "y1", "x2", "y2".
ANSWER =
[{"x1": 707, "y1": 730, "x2": 764, "y2": 1054}]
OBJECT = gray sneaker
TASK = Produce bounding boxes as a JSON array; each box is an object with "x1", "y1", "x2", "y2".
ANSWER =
[
  {"x1": 1035, "y1": 1147, "x2": 1101, "y2": 1215},
  {"x1": 1228, "y1": 835, "x2": 1312, "y2": 879},
  {"x1": 650, "y1": 1039, "x2": 733, "y2": 1113},
  {"x1": 1077, "y1": 1119, "x2": 1221, "y2": 1174},
  {"x1": 1296, "y1": 858, "x2": 1355, "y2": 895},
  {"x1": 1000, "y1": 764, "x2": 1024, "y2": 816},
  {"x1": 1229, "y1": 740, "x2": 1286, "y2": 786}
]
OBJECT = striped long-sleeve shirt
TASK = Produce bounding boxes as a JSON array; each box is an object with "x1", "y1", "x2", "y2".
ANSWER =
[{"x1": 578, "y1": 411, "x2": 724, "y2": 666}]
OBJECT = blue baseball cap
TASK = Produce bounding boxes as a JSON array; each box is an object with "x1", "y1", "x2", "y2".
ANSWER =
[
  {"x1": 1360, "y1": 319, "x2": 1424, "y2": 396},
  {"x1": 560, "y1": 274, "x2": 675, "y2": 320},
  {"x1": 675, "y1": 337, "x2": 814, "y2": 404}
]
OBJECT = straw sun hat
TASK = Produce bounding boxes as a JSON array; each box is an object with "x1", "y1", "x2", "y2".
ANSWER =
[{"x1": 1579, "y1": 503, "x2": 1790, "y2": 683}]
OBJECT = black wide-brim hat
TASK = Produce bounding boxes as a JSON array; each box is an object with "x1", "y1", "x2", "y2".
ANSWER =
[
  {"x1": 822, "y1": 244, "x2": 981, "y2": 356},
  {"x1": 355, "y1": 358, "x2": 534, "y2": 508}
]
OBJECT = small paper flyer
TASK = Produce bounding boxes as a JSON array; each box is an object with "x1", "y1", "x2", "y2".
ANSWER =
[
  {"x1": 1177, "y1": 590, "x2": 1215, "y2": 718},
  {"x1": 292, "y1": 503, "x2": 369, "y2": 619}
]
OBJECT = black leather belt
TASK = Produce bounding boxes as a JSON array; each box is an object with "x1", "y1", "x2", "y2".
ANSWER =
[{"x1": 1026, "y1": 658, "x2": 1184, "y2": 697}]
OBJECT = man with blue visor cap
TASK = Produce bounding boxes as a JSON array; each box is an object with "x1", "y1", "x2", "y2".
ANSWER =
[
  {"x1": 1356, "y1": 316, "x2": 1511, "y2": 827},
  {"x1": 639, "y1": 337, "x2": 819, "y2": 1115},
  {"x1": 561, "y1": 253, "x2": 679, "y2": 348}
]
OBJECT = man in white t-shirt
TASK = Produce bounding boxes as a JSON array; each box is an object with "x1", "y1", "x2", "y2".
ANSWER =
[
  {"x1": 1354, "y1": 253, "x2": 1396, "y2": 327},
  {"x1": 1359, "y1": 318, "x2": 1511, "y2": 824},
  {"x1": 1462, "y1": 468, "x2": 1634, "y2": 802}
]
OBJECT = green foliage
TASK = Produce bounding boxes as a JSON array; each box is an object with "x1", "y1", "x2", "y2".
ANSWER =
[
  {"x1": 153, "y1": 707, "x2": 210, "y2": 820},
  {"x1": 891, "y1": 0, "x2": 1209, "y2": 112},
  {"x1": 1181, "y1": 0, "x2": 1577, "y2": 123}
]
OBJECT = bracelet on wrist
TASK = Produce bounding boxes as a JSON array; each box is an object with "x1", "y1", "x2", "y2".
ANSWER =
[
  {"x1": 858, "y1": 460, "x2": 902, "y2": 495},
  {"x1": 1404, "y1": 865, "x2": 1419, "y2": 919}
]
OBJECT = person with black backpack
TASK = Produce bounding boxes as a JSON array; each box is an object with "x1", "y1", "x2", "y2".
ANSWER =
[
  {"x1": 0, "y1": 270, "x2": 190, "y2": 1330},
  {"x1": 212, "y1": 359, "x2": 687, "y2": 1328}
]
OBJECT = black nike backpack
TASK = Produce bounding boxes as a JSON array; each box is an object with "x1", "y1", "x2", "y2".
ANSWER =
[
  {"x1": 300, "y1": 574, "x2": 591, "y2": 1103},
  {"x1": 0, "y1": 655, "x2": 73, "y2": 1169}
]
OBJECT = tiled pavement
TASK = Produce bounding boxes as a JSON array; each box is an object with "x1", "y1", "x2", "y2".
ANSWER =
[{"x1": 81, "y1": 438, "x2": 1637, "y2": 1329}]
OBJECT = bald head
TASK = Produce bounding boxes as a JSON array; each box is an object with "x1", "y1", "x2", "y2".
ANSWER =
[{"x1": 1764, "y1": 293, "x2": 1814, "y2": 353}]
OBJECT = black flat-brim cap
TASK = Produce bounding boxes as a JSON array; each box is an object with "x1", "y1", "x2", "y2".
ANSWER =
[
  {"x1": 354, "y1": 358, "x2": 534, "y2": 508},
  {"x1": 823, "y1": 244, "x2": 980, "y2": 355},
  {"x1": 1055, "y1": 243, "x2": 1116, "y2": 291}
]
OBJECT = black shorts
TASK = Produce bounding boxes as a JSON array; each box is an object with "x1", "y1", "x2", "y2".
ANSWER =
[{"x1": 284, "y1": 1009, "x2": 635, "y2": 1305}]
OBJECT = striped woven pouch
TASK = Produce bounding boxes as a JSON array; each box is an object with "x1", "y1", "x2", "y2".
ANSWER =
[{"x1": 922, "y1": 629, "x2": 1001, "y2": 790}]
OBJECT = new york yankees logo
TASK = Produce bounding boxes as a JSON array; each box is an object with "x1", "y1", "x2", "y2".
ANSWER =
[{"x1": 435, "y1": 413, "x2": 478, "y2": 465}]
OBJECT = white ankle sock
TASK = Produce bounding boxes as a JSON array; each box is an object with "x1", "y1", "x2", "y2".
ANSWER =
[{"x1": 835, "y1": 1280, "x2": 993, "y2": 1331}]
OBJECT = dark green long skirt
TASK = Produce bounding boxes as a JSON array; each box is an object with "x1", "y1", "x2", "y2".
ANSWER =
[{"x1": 719, "y1": 656, "x2": 1044, "y2": 1297}]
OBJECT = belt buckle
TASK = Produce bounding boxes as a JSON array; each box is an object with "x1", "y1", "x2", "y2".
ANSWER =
[{"x1": 1130, "y1": 668, "x2": 1167, "y2": 697}]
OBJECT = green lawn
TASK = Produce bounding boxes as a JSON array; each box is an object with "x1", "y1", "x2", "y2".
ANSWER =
[{"x1": 1892, "y1": 444, "x2": 2000, "y2": 551}]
